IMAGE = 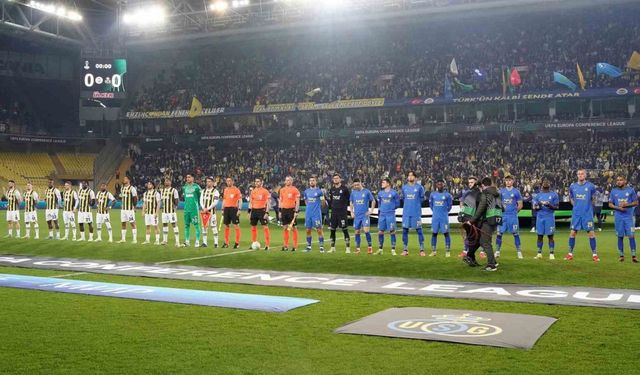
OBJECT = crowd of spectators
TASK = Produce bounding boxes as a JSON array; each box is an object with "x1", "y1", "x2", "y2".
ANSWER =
[{"x1": 128, "y1": 4, "x2": 640, "y2": 112}]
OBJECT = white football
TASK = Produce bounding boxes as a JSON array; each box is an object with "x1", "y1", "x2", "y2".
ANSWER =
[{"x1": 251, "y1": 241, "x2": 261, "y2": 250}]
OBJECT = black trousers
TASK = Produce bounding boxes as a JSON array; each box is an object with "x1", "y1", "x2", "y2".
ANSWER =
[{"x1": 467, "y1": 222, "x2": 497, "y2": 266}]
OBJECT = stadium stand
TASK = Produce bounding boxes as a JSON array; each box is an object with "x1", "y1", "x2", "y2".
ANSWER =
[{"x1": 0, "y1": 152, "x2": 56, "y2": 193}]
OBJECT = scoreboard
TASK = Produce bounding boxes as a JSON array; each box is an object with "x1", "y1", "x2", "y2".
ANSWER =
[{"x1": 81, "y1": 58, "x2": 127, "y2": 99}]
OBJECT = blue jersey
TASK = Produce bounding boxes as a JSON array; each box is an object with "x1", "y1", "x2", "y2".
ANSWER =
[
  {"x1": 377, "y1": 189, "x2": 400, "y2": 215},
  {"x1": 401, "y1": 183, "x2": 425, "y2": 218},
  {"x1": 500, "y1": 187, "x2": 522, "y2": 215},
  {"x1": 609, "y1": 187, "x2": 637, "y2": 219},
  {"x1": 429, "y1": 191, "x2": 452, "y2": 219},
  {"x1": 533, "y1": 191, "x2": 559, "y2": 218},
  {"x1": 350, "y1": 188, "x2": 374, "y2": 218},
  {"x1": 303, "y1": 187, "x2": 324, "y2": 218},
  {"x1": 569, "y1": 181, "x2": 596, "y2": 217}
]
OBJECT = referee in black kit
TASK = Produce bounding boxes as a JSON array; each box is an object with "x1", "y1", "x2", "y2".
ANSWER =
[{"x1": 328, "y1": 173, "x2": 351, "y2": 253}]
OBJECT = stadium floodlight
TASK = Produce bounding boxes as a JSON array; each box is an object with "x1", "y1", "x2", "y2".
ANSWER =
[
  {"x1": 123, "y1": 5, "x2": 167, "y2": 27},
  {"x1": 210, "y1": 1, "x2": 229, "y2": 13},
  {"x1": 231, "y1": 0, "x2": 249, "y2": 8},
  {"x1": 27, "y1": 1, "x2": 83, "y2": 21}
]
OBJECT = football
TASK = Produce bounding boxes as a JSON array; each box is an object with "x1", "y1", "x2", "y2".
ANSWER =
[{"x1": 251, "y1": 241, "x2": 261, "y2": 250}]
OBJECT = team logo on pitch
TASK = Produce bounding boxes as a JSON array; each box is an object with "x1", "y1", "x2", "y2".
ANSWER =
[{"x1": 388, "y1": 313, "x2": 503, "y2": 337}]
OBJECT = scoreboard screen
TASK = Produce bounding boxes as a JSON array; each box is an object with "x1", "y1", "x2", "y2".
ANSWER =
[{"x1": 81, "y1": 58, "x2": 127, "y2": 97}]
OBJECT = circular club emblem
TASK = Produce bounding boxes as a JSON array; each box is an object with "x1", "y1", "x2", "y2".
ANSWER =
[
  {"x1": 616, "y1": 88, "x2": 628, "y2": 95},
  {"x1": 634, "y1": 88, "x2": 640, "y2": 95},
  {"x1": 424, "y1": 98, "x2": 435, "y2": 104},
  {"x1": 388, "y1": 316, "x2": 503, "y2": 338}
]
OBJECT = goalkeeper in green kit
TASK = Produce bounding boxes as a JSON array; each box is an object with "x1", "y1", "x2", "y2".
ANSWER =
[{"x1": 182, "y1": 173, "x2": 202, "y2": 247}]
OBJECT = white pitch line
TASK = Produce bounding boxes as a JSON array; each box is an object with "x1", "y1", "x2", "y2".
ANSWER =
[
  {"x1": 154, "y1": 249, "x2": 255, "y2": 265},
  {"x1": 53, "y1": 272, "x2": 88, "y2": 278}
]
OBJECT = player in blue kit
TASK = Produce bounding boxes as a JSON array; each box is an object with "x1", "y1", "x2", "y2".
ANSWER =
[
  {"x1": 429, "y1": 179, "x2": 453, "y2": 257},
  {"x1": 400, "y1": 171, "x2": 426, "y2": 256},
  {"x1": 376, "y1": 178, "x2": 400, "y2": 255},
  {"x1": 349, "y1": 178, "x2": 376, "y2": 255},
  {"x1": 496, "y1": 176, "x2": 523, "y2": 259},
  {"x1": 608, "y1": 175, "x2": 638, "y2": 262},
  {"x1": 303, "y1": 175, "x2": 326, "y2": 253},
  {"x1": 565, "y1": 169, "x2": 599, "y2": 262},
  {"x1": 532, "y1": 180, "x2": 559, "y2": 260}
]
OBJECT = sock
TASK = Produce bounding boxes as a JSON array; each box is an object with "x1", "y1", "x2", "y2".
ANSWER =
[
  {"x1": 234, "y1": 225, "x2": 241, "y2": 244},
  {"x1": 378, "y1": 233, "x2": 384, "y2": 248},
  {"x1": 26, "y1": 223, "x2": 31, "y2": 237},
  {"x1": 390, "y1": 231, "x2": 396, "y2": 248},
  {"x1": 618, "y1": 237, "x2": 625, "y2": 256},
  {"x1": 163, "y1": 226, "x2": 168, "y2": 242},
  {"x1": 16, "y1": 228, "x2": 21, "y2": 238},
  {"x1": 343, "y1": 229, "x2": 350, "y2": 248},
  {"x1": 146, "y1": 234, "x2": 151, "y2": 242},
  {"x1": 330, "y1": 229, "x2": 336, "y2": 247},
  {"x1": 284, "y1": 230, "x2": 290, "y2": 247},
  {"x1": 106, "y1": 223, "x2": 112, "y2": 240},
  {"x1": 444, "y1": 233, "x2": 451, "y2": 250},
  {"x1": 537, "y1": 240, "x2": 543, "y2": 253},
  {"x1": 89, "y1": 232, "x2": 93, "y2": 241},
  {"x1": 224, "y1": 226, "x2": 230, "y2": 244},
  {"x1": 630, "y1": 237, "x2": 637, "y2": 256},
  {"x1": 251, "y1": 226, "x2": 258, "y2": 242},
  {"x1": 307, "y1": 236, "x2": 312, "y2": 246},
  {"x1": 264, "y1": 227, "x2": 270, "y2": 247},
  {"x1": 49, "y1": 230, "x2": 53, "y2": 238},
  {"x1": 185, "y1": 224, "x2": 191, "y2": 242},
  {"x1": 203, "y1": 233, "x2": 208, "y2": 245},
  {"x1": 549, "y1": 240, "x2": 555, "y2": 254},
  {"x1": 34, "y1": 223, "x2": 38, "y2": 238},
  {"x1": 121, "y1": 229, "x2": 127, "y2": 241},
  {"x1": 213, "y1": 230, "x2": 218, "y2": 246},
  {"x1": 97, "y1": 227, "x2": 102, "y2": 240},
  {"x1": 132, "y1": 229, "x2": 137, "y2": 242},
  {"x1": 155, "y1": 233, "x2": 160, "y2": 242},
  {"x1": 318, "y1": 236, "x2": 324, "y2": 247},
  {"x1": 589, "y1": 237, "x2": 597, "y2": 255},
  {"x1": 173, "y1": 227, "x2": 180, "y2": 244},
  {"x1": 464, "y1": 238, "x2": 469, "y2": 252},
  {"x1": 416, "y1": 228, "x2": 425, "y2": 250},
  {"x1": 292, "y1": 228, "x2": 298, "y2": 248},
  {"x1": 8, "y1": 228, "x2": 12, "y2": 237},
  {"x1": 496, "y1": 234, "x2": 503, "y2": 251},
  {"x1": 194, "y1": 222, "x2": 201, "y2": 243},
  {"x1": 431, "y1": 233, "x2": 437, "y2": 251},
  {"x1": 80, "y1": 231, "x2": 85, "y2": 240},
  {"x1": 514, "y1": 234, "x2": 522, "y2": 251},
  {"x1": 568, "y1": 237, "x2": 575, "y2": 253},
  {"x1": 355, "y1": 233, "x2": 361, "y2": 248},
  {"x1": 365, "y1": 232, "x2": 372, "y2": 246},
  {"x1": 402, "y1": 228, "x2": 409, "y2": 249}
]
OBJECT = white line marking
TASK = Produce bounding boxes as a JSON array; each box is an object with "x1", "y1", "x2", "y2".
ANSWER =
[
  {"x1": 154, "y1": 249, "x2": 255, "y2": 265},
  {"x1": 54, "y1": 272, "x2": 88, "y2": 278}
]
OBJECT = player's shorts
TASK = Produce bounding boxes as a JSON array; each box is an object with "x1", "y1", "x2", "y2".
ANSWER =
[
  {"x1": 162, "y1": 212, "x2": 177, "y2": 224},
  {"x1": 330, "y1": 212, "x2": 349, "y2": 230},
  {"x1": 431, "y1": 216, "x2": 449, "y2": 234},
  {"x1": 144, "y1": 214, "x2": 158, "y2": 226},
  {"x1": 402, "y1": 215, "x2": 422, "y2": 229},
  {"x1": 536, "y1": 216, "x2": 555, "y2": 236},
  {"x1": 614, "y1": 217, "x2": 635, "y2": 237},
  {"x1": 353, "y1": 215, "x2": 371, "y2": 230},
  {"x1": 223, "y1": 207, "x2": 240, "y2": 225},
  {"x1": 23, "y1": 211, "x2": 37, "y2": 223},
  {"x1": 305, "y1": 214, "x2": 323, "y2": 229},
  {"x1": 121, "y1": 209, "x2": 136, "y2": 223},
  {"x1": 96, "y1": 213, "x2": 110, "y2": 225},
  {"x1": 63, "y1": 211, "x2": 75, "y2": 225},
  {"x1": 250, "y1": 209, "x2": 268, "y2": 226},
  {"x1": 45, "y1": 209, "x2": 59, "y2": 221},
  {"x1": 570, "y1": 215, "x2": 595, "y2": 232},
  {"x1": 378, "y1": 214, "x2": 397, "y2": 232},
  {"x1": 498, "y1": 214, "x2": 519, "y2": 234},
  {"x1": 5, "y1": 210, "x2": 19, "y2": 222},
  {"x1": 280, "y1": 208, "x2": 297, "y2": 227},
  {"x1": 78, "y1": 211, "x2": 93, "y2": 224}
]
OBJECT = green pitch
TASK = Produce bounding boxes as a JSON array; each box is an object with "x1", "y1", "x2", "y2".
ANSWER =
[{"x1": 0, "y1": 210, "x2": 639, "y2": 375}]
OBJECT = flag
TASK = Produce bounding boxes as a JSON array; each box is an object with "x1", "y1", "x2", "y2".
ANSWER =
[
  {"x1": 627, "y1": 51, "x2": 640, "y2": 70},
  {"x1": 596, "y1": 62, "x2": 623, "y2": 78},
  {"x1": 444, "y1": 74, "x2": 453, "y2": 99},
  {"x1": 501, "y1": 68, "x2": 507, "y2": 96},
  {"x1": 506, "y1": 67, "x2": 514, "y2": 93},
  {"x1": 188, "y1": 96, "x2": 203, "y2": 118},
  {"x1": 553, "y1": 72, "x2": 577, "y2": 91},
  {"x1": 450, "y1": 58, "x2": 458, "y2": 76},
  {"x1": 453, "y1": 78, "x2": 474, "y2": 92},
  {"x1": 306, "y1": 88, "x2": 321, "y2": 97},
  {"x1": 576, "y1": 63, "x2": 586, "y2": 90},
  {"x1": 200, "y1": 212, "x2": 211, "y2": 228},
  {"x1": 510, "y1": 68, "x2": 522, "y2": 86}
]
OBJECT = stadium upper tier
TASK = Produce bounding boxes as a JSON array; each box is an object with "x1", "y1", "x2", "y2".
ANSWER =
[{"x1": 128, "y1": 4, "x2": 640, "y2": 113}]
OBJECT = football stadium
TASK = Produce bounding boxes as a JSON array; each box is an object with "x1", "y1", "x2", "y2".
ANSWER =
[{"x1": 1, "y1": 0, "x2": 640, "y2": 373}]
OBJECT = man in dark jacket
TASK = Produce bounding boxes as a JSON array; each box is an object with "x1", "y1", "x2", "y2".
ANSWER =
[{"x1": 463, "y1": 177, "x2": 502, "y2": 271}]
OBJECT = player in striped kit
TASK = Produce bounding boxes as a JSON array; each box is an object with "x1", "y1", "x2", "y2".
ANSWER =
[
  {"x1": 44, "y1": 179, "x2": 62, "y2": 240},
  {"x1": 161, "y1": 178, "x2": 181, "y2": 247},
  {"x1": 77, "y1": 181, "x2": 96, "y2": 241},
  {"x1": 200, "y1": 176, "x2": 220, "y2": 248},
  {"x1": 61, "y1": 181, "x2": 78, "y2": 241},
  {"x1": 23, "y1": 183, "x2": 39, "y2": 239},
  {"x1": 4, "y1": 180, "x2": 22, "y2": 238},
  {"x1": 142, "y1": 181, "x2": 161, "y2": 245},
  {"x1": 119, "y1": 176, "x2": 138, "y2": 243},
  {"x1": 95, "y1": 183, "x2": 115, "y2": 242}
]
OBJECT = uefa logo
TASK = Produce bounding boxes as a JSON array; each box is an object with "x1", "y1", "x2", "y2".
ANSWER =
[
  {"x1": 616, "y1": 88, "x2": 628, "y2": 95},
  {"x1": 388, "y1": 313, "x2": 503, "y2": 337}
]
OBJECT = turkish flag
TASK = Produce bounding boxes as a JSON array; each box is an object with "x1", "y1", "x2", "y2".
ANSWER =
[{"x1": 510, "y1": 68, "x2": 522, "y2": 87}]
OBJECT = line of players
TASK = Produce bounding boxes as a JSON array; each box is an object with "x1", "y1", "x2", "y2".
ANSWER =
[{"x1": 3, "y1": 169, "x2": 638, "y2": 261}]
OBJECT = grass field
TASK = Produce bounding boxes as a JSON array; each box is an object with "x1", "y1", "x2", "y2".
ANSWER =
[{"x1": 1, "y1": 210, "x2": 639, "y2": 374}]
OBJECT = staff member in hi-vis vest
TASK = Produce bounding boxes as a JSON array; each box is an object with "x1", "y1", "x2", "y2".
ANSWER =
[
  {"x1": 199, "y1": 176, "x2": 220, "y2": 248},
  {"x1": 61, "y1": 181, "x2": 78, "y2": 241},
  {"x1": 161, "y1": 177, "x2": 181, "y2": 247},
  {"x1": 77, "y1": 181, "x2": 96, "y2": 241},
  {"x1": 95, "y1": 183, "x2": 116, "y2": 242},
  {"x1": 4, "y1": 180, "x2": 22, "y2": 238},
  {"x1": 44, "y1": 178, "x2": 62, "y2": 240},
  {"x1": 23, "y1": 182, "x2": 39, "y2": 239},
  {"x1": 142, "y1": 181, "x2": 161, "y2": 245},
  {"x1": 119, "y1": 175, "x2": 138, "y2": 243}
]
